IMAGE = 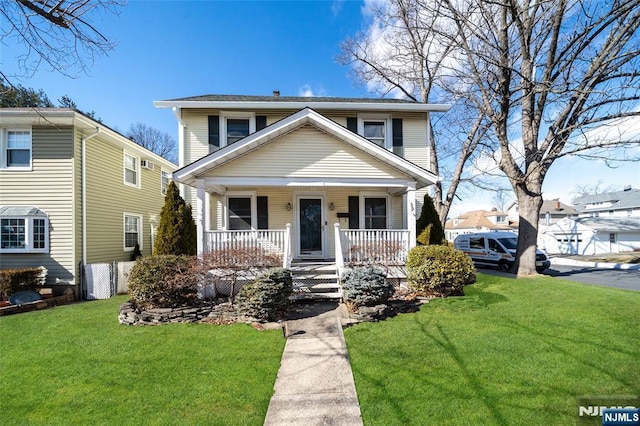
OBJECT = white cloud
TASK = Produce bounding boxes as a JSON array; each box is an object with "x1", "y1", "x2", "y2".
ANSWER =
[{"x1": 298, "y1": 84, "x2": 327, "y2": 97}]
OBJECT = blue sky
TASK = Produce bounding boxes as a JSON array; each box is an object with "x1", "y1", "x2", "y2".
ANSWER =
[{"x1": 2, "y1": 0, "x2": 638, "y2": 216}]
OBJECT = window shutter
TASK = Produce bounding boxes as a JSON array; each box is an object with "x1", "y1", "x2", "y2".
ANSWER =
[
  {"x1": 256, "y1": 115, "x2": 267, "y2": 131},
  {"x1": 208, "y1": 116, "x2": 220, "y2": 147},
  {"x1": 392, "y1": 118, "x2": 403, "y2": 146},
  {"x1": 257, "y1": 196, "x2": 268, "y2": 230},
  {"x1": 346, "y1": 117, "x2": 358, "y2": 133},
  {"x1": 348, "y1": 196, "x2": 359, "y2": 229}
]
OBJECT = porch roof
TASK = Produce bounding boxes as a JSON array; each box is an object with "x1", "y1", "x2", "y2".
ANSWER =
[{"x1": 173, "y1": 107, "x2": 439, "y2": 190}]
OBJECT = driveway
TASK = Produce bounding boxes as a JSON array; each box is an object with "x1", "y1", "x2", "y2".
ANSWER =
[{"x1": 543, "y1": 264, "x2": 640, "y2": 292}]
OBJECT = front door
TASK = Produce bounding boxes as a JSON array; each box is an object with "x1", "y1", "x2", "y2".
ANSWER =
[{"x1": 297, "y1": 197, "x2": 324, "y2": 258}]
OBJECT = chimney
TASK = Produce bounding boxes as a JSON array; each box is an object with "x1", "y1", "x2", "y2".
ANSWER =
[
  {"x1": 555, "y1": 200, "x2": 561, "y2": 210},
  {"x1": 273, "y1": 90, "x2": 280, "y2": 97}
]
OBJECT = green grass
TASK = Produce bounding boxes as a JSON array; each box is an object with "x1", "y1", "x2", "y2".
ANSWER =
[
  {"x1": 344, "y1": 273, "x2": 640, "y2": 425},
  {"x1": 0, "y1": 296, "x2": 285, "y2": 425}
]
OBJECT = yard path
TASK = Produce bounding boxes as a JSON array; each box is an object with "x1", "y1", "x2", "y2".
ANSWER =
[{"x1": 264, "y1": 302, "x2": 363, "y2": 426}]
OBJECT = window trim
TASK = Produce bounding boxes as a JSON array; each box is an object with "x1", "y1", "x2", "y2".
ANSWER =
[
  {"x1": 0, "y1": 214, "x2": 49, "y2": 254},
  {"x1": 123, "y1": 152, "x2": 140, "y2": 188},
  {"x1": 161, "y1": 169, "x2": 171, "y2": 195},
  {"x1": 357, "y1": 114, "x2": 391, "y2": 149},
  {"x1": 1, "y1": 127, "x2": 33, "y2": 170},
  {"x1": 123, "y1": 213, "x2": 143, "y2": 251},
  {"x1": 222, "y1": 191, "x2": 258, "y2": 231},
  {"x1": 223, "y1": 191, "x2": 257, "y2": 230},
  {"x1": 359, "y1": 192, "x2": 391, "y2": 229},
  {"x1": 220, "y1": 111, "x2": 256, "y2": 148}
]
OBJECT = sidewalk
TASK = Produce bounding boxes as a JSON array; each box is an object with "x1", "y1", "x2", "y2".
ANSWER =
[
  {"x1": 551, "y1": 255, "x2": 640, "y2": 270},
  {"x1": 264, "y1": 302, "x2": 363, "y2": 426}
]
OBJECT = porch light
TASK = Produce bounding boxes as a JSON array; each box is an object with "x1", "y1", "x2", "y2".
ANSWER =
[
  {"x1": 329, "y1": 202, "x2": 335, "y2": 211},
  {"x1": 286, "y1": 202, "x2": 292, "y2": 211}
]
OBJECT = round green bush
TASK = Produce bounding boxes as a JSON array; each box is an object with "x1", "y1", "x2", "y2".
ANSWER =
[
  {"x1": 341, "y1": 266, "x2": 394, "y2": 307},
  {"x1": 406, "y1": 245, "x2": 476, "y2": 297},
  {"x1": 235, "y1": 268, "x2": 293, "y2": 321},
  {"x1": 127, "y1": 255, "x2": 198, "y2": 308}
]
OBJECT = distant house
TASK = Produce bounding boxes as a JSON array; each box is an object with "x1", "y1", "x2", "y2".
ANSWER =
[
  {"x1": 572, "y1": 187, "x2": 640, "y2": 218},
  {"x1": 444, "y1": 209, "x2": 516, "y2": 242},
  {"x1": 0, "y1": 108, "x2": 176, "y2": 297},
  {"x1": 507, "y1": 199, "x2": 578, "y2": 227},
  {"x1": 541, "y1": 216, "x2": 640, "y2": 254}
]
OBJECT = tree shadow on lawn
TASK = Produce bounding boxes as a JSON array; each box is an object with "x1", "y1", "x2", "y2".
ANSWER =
[
  {"x1": 415, "y1": 320, "x2": 511, "y2": 425},
  {"x1": 494, "y1": 313, "x2": 639, "y2": 390}
]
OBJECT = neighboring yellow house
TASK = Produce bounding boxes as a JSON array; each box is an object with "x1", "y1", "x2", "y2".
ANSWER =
[
  {"x1": 0, "y1": 108, "x2": 176, "y2": 297},
  {"x1": 155, "y1": 94, "x2": 450, "y2": 270}
]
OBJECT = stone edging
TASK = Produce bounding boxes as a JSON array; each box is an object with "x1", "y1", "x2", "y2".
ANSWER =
[{"x1": 0, "y1": 291, "x2": 75, "y2": 316}]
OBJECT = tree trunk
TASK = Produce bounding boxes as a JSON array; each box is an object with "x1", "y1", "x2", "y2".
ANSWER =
[{"x1": 514, "y1": 185, "x2": 544, "y2": 277}]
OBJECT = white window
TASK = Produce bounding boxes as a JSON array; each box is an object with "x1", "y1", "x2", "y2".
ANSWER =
[
  {"x1": 1, "y1": 128, "x2": 32, "y2": 169},
  {"x1": 358, "y1": 115, "x2": 391, "y2": 148},
  {"x1": 124, "y1": 153, "x2": 139, "y2": 187},
  {"x1": 124, "y1": 214, "x2": 142, "y2": 250},
  {"x1": 0, "y1": 206, "x2": 49, "y2": 253},
  {"x1": 224, "y1": 192, "x2": 257, "y2": 230},
  {"x1": 221, "y1": 112, "x2": 256, "y2": 147},
  {"x1": 359, "y1": 193, "x2": 390, "y2": 229},
  {"x1": 161, "y1": 170, "x2": 170, "y2": 195}
]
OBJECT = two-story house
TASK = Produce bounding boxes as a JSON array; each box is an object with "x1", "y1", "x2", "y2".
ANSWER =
[
  {"x1": 540, "y1": 188, "x2": 640, "y2": 254},
  {"x1": 154, "y1": 93, "x2": 450, "y2": 274},
  {"x1": 444, "y1": 209, "x2": 517, "y2": 242},
  {"x1": 0, "y1": 108, "x2": 176, "y2": 297}
]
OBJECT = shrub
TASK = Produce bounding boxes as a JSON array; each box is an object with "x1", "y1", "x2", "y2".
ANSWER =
[
  {"x1": 127, "y1": 255, "x2": 197, "y2": 308},
  {"x1": 416, "y1": 194, "x2": 445, "y2": 245},
  {"x1": 406, "y1": 245, "x2": 476, "y2": 297},
  {"x1": 0, "y1": 267, "x2": 46, "y2": 300},
  {"x1": 235, "y1": 268, "x2": 293, "y2": 321},
  {"x1": 341, "y1": 266, "x2": 394, "y2": 308},
  {"x1": 154, "y1": 181, "x2": 197, "y2": 256}
]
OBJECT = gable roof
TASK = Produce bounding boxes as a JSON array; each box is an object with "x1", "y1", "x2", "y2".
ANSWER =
[
  {"x1": 445, "y1": 209, "x2": 515, "y2": 230},
  {"x1": 540, "y1": 199, "x2": 579, "y2": 215},
  {"x1": 172, "y1": 107, "x2": 439, "y2": 188},
  {"x1": 154, "y1": 94, "x2": 451, "y2": 113},
  {"x1": 572, "y1": 188, "x2": 640, "y2": 211},
  {"x1": 550, "y1": 216, "x2": 640, "y2": 233}
]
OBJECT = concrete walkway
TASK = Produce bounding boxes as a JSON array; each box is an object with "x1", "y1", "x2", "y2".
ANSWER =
[{"x1": 264, "y1": 302, "x2": 363, "y2": 426}]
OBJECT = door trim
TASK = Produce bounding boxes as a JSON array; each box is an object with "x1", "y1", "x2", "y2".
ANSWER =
[{"x1": 294, "y1": 192, "x2": 327, "y2": 259}]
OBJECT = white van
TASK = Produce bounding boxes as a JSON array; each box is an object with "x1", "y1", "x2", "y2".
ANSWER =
[{"x1": 453, "y1": 232, "x2": 550, "y2": 273}]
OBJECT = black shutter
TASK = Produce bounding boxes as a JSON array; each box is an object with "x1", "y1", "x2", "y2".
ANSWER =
[
  {"x1": 257, "y1": 196, "x2": 268, "y2": 229},
  {"x1": 346, "y1": 117, "x2": 358, "y2": 133},
  {"x1": 348, "y1": 196, "x2": 359, "y2": 229},
  {"x1": 392, "y1": 118, "x2": 403, "y2": 146},
  {"x1": 208, "y1": 115, "x2": 220, "y2": 147},
  {"x1": 256, "y1": 115, "x2": 267, "y2": 131}
]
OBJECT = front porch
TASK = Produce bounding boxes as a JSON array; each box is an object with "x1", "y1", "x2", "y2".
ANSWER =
[{"x1": 202, "y1": 225, "x2": 410, "y2": 300}]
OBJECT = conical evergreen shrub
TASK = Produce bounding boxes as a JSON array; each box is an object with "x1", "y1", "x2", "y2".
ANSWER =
[
  {"x1": 416, "y1": 193, "x2": 445, "y2": 245},
  {"x1": 154, "y1": 181, "x2": 197, "y2": 255}
]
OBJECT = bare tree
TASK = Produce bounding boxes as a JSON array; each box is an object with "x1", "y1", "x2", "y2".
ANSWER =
[
  {"x1": 126, "y1": 122, "x2": 178, "y2": 164},
  {"x1": 339, "y1": 0, "x2": 490, "y2": 225},
  {"x1": 570, "y1": 180, "x2": 620, "y2": 200},
  {"x1": 492, "y1": 190, "x2": 513, "y2": 213},
  {"x1": 0, "y1": 0, "x2": 124, "y2": 81},
  {"x1": 436, "y1": 0, "x2": 640, "y2": 276},
  {"x1": 341, "y1": 0, "x2": 640, "y2": 276}
]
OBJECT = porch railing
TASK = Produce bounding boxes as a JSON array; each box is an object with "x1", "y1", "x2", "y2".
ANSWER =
[
  {"x1": 205, "y1": 224, "x2": 292, "y2": 268},
  {"x1": 335, "y1": 224, "x2": 410, "y2": 276}
]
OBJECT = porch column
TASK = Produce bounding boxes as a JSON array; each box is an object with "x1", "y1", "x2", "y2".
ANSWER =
[
  {"x1": 195, "y1": 179, "x2": 206, "y2": 256},
  {"x1": 407, "y1": 183, "x2": 417, "y2": 249}
]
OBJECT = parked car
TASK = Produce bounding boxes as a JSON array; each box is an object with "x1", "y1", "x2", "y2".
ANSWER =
[{"x1": 453, "y1": 231, "x2": 551, "y2": 273}]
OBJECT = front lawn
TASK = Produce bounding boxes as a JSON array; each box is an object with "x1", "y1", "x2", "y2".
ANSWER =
[
  {"x1": 0, "y1": 296, "x2": 285, "y2": 425},
  {"x1": 344, "y1": 273, "x2": 640, "y2": 425}
]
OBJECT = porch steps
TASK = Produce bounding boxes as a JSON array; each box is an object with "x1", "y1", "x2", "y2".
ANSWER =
[{"x1": 289, "y1": 261, "x2": 342, "y2": 301}]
